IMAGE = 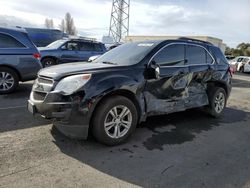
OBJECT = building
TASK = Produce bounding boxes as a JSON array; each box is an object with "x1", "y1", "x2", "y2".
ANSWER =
[{"x1": 125, "y1": 35, "x2": 226, "y2": 53}]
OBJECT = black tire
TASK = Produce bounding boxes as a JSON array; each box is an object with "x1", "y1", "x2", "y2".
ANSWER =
[
  {"x1": 41, "y1": 57, "x2": 56, "y2": 68},
  {"x1": 206, "y1": 87, "x2": 227, "y2": 118},
  {"x1": 0, "y1": 67, "x2": 19, "y2": 94},
  {"x1": 92, "y1": 95, "x2": 138, "y2": 146}
]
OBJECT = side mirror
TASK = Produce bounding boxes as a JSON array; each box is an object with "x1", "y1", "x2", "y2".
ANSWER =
[{"x1": 147, "y1": 60, "x2": 160, "y2": 79}]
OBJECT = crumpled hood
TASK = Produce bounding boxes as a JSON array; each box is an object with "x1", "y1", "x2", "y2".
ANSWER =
[{"x1": 38, "y1": 62, "x2": 117, "y2": 80}]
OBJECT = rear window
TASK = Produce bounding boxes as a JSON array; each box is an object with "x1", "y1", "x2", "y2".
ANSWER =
[
  {"x1": 0, "y1": 33, "x2": 25, "y2": 48},
  {"x1": 210, "y1": 46, "x2": 228, "y2": 65}
]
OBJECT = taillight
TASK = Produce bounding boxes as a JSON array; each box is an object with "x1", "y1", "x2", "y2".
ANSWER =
[{"x1": 33, "y1": 53, "x2": 41, "y2": 59}]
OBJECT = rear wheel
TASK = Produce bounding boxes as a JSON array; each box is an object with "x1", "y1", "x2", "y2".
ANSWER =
[
  {"x1": 92, "y1": 96, "x2": 138, "y2": 145},
  {"x1": 42, "y1": 57, "x2": 56, "y2": 68},
  {"x1": 206, "y1": 87, "x2": 226, "y2": 117},
  {"x1": 0, "y1": 67, "x2": 19, "y2": 94}
]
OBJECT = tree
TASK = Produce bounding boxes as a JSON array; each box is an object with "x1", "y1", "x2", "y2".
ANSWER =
[
  {"x1": 44, "y1": 18, "x2": 54, "y2": 29},
  {"x1": 225, "y1": 43, "x2": 250, "y2": 57},
  {"x1": 59, "y1": 19, "x2": 65, "y2": 33},
  {"x1": 64, "y1": 12, "x2": 77, "y2": 35}
]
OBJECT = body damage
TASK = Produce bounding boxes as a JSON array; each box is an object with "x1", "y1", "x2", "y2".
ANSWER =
[{"x1": 29, "y1": 40, "x2": 232, "y2": 139}]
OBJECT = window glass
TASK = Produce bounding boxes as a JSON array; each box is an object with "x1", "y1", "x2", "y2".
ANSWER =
[
  {"x1": 153, "y1": 44, "x2": 185, "y2": 66},
  {"x1": 186, "y1": 45, "x2": 206, "y2": 65},
  {"x1": 206, "y1": 52, "x2": 214, "y2": 64},
  {"x1": 210, "y1": 46, "x2": 228, "y2": 64},
  {"x1": 66, "y1": 42, "x2": 78, "y2": 51},
  {"x1": 79, "y1": 42, "x2": 95, "y2": 51},
  {"x1": 0, "y1": 33, "x2": 25, "y2": 48},
  {"x1": 93, "y1": 43, "x2": 103, "y2": 52}
]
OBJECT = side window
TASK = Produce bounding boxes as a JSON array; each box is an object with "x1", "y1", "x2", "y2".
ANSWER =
[
  {"x1": 0, "y1": 33, "x2": 25, "y2": 48},
  {"x1": 93, "y1": 44, "x2": 103, "y2": 52},
  {"x1": 153, "y1": 44, "x2": 185, "y2": 66},
  {"x1": 206, "y1": 52, "x2": 214, "y2": 64},
  {"x1": 66, "y1": 42, "x2": 78, "y2": 51},
  {"x1": 79, "y1": 42, "x2": 95, "y2": 51},
  {"x1": 186, "y1": 45, "x2": 206, "y2": 65}
]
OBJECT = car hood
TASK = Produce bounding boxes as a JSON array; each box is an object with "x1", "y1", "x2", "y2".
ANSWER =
[{"x1": 38, "y1": 62, "x2": 119, "y2": 80}]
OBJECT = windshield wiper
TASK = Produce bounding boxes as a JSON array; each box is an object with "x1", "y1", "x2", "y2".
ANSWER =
[{"x1": 102, "y1": 61, "x2": 117, "y2": 65}]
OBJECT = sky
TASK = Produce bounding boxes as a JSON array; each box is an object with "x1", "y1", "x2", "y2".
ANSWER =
[{"x1": 0, "y1": 0, "x2": 249, "y2": 47}]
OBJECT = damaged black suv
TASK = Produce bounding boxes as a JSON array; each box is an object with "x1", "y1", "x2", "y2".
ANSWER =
[{"x1": 28, "y1": 38, "x2": 232, "y2": 145}]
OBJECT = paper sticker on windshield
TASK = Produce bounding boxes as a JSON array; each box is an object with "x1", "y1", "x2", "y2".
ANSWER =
[{"x1": 137, "y1": 43, "x2": 154, "y2": 47}]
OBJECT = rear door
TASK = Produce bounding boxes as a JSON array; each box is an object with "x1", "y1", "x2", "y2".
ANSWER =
[
  {"x1": 78, "y1": 42, "x2": 96, "y2": 61},
  {"x1": 144, "y1": 43, "x2": 190, "y2": 115},
  {"x1": 185, "y1": 44, "x2": 214, "y2": 108}
]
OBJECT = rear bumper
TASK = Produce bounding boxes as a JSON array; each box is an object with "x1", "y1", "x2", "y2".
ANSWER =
[
  {"x1": 28, "y1": 91, "x2": 91, "y2": 139},
  {"x1": 244, "y1": 65, "x2": 250, "y2": 72}
]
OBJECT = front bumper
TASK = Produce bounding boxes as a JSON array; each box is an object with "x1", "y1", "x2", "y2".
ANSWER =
[{"x1": 28, "y1": 90, "x2": 91, "y2": 139}]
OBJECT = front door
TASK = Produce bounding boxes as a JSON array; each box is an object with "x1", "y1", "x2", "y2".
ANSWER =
[
  {"x1": 60, "y1": 41, "x2": 81, "y2": 63},
  {"x1": 144, "y1": 43, "x2": 191, "y2": 116}
]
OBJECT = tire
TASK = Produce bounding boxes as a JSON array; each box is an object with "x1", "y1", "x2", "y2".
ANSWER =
[
  {"x1": 206, "y1": 87, "x2": 227, "y2": 118},
  {"x1": 42, "y1": 57, "x2": 56, "y2": 68},
  {"x1": 0, "y1": 67, "x2": 19, "y2": 94},
  {"x1": 92, "y1": 95, "x2": 138, "y2": 146}
]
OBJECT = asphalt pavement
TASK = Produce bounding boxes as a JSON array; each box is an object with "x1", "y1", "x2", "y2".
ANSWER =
[{"x1": 0, "y1": 73, "x2": 250, "y2": 188}]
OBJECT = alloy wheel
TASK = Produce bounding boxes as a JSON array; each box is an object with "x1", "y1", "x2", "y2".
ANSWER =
[
  {"x1": 104, "y1": 105, "x2": 132, "y2": 139},
  {"x1": 0, "y1": 72, "x2": 14, "y2": 91},
  {"x1": 214, "y1": 92, "x2": 225, "y2": 113}
]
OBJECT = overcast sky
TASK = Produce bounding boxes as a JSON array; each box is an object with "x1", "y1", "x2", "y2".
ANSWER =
[{"x1": 0, "y1": 0, "x2": 249, "y2": 47}]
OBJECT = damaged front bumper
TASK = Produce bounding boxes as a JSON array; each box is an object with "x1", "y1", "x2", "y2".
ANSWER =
[{"x1": 28, "y1": 90, "x2": 91, "y2": 139}]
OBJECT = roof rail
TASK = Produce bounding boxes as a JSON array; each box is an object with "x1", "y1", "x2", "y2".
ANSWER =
[
  {"x1": 69, "y1": 35, "x2": 96, "y2": 41},
  {"x1": 178, "y1": 37, "x2": 213, "y2": 45}
]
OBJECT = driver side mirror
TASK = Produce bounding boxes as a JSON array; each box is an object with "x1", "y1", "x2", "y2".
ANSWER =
[{"x1": 147, "y1": 60, "x2": 160, "y2": 79}]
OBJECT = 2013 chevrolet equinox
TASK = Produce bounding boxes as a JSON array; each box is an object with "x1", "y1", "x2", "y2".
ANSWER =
[{"x1": 28, "y1": 38, "x2": 232, "y2": 145}]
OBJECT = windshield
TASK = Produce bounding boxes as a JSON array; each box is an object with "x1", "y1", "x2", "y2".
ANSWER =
[
  {"x1": 46, "y1": 40, "x2": 66, "y2": 49},
  {"x1": 93, "y1": 42, "x2": 159, "y2": 66}
]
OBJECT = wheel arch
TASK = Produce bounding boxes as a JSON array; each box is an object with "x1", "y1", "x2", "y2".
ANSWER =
[
  {"x1": 41, "y1": 56, "x2": 58, "y2": 64},
  {"x1": 0, "y1": 65, "x2": 22, "y2": 81},
  {"x1": 89, "y1": 89, "x2": 142, "y2": 130},
  {"x1": 207, "y1": 81, "x2": 229, "y2": 98}
]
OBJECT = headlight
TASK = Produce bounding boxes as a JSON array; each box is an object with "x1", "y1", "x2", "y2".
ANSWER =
[{"x1": 54, "y1": 74, "x2": 91, "y2": 95}]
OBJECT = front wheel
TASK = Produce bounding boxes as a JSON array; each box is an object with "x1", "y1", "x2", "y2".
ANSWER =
[
  {"x1": 206, "y1": 87, "x2": 227, "y2": 117},
  {"x1": 92, "y1": 96, "x2": 138, "y2": 145}
]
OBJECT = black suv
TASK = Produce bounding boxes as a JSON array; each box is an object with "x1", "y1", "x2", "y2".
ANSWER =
[
  {"x1": 38, "y1": 37, "x2": 107, "y2": 67},
  {"x1": 28, "y1": 38, "x2": 232, "y2": 145},
  {"x1": 0, "y1": 27, "x2": 42, "y2": 94}
]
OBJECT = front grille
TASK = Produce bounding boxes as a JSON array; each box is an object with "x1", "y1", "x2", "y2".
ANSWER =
[
  {"x1": 33, "y1": 91, "x2": 47, "y2": 101},
  {"x1": 32, "y1": 76, "x2": 54, "y2": 101}
]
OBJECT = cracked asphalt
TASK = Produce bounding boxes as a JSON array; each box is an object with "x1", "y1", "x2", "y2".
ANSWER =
[{"x1": 1, "y1": 73, "x2": 250, "y2": 188}]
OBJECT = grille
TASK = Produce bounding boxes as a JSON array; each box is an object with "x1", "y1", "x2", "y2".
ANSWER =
[{"x1": 33, "y1": 91, "x2": 47, "y2": 101}]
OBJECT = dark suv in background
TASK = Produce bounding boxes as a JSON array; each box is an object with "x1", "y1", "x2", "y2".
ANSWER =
[
  {"x1": 28, "y1": 38, "x2": 232, "y2": 145},
  {"x1": 39, "y1": 37, "x2": 107, "y2": 67},
  {"x1": 0, "y1": 27, "x2": 42, "y2": 94}
]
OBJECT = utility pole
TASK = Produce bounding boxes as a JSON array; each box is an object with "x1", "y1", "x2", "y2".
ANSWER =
[{"x1": 109, "y1": 0, "x2": 130, "y2": 43}]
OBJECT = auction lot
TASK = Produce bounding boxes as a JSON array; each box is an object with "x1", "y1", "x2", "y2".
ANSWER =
[{"x1": 0, "y1": 73, "x2": 250, "y2": 188}]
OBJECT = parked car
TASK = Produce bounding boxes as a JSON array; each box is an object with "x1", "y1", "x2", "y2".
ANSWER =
[
  {"x1": 236, "y1": 57, "x2": 250, "y2": 72},
  {"x1": 241, "y1": 59, "x2": 250, "y2": 73},
  {"x1": 28, "y1": 38, "x2": 232, "y2": 145},
  {"x1": 229, "y1": 56, "x2": 250, "y2": 72},
  {"x1": 25, "y1": 28, "x2": 68, "y2": 47},
  {"x1": 0, "y1": 27, "x2": 42, "y2": 94},
  {"x1": 39, "y1": 37, "x2": 107, "y2": 67}
]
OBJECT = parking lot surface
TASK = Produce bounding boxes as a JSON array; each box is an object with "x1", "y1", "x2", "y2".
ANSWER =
[{"x1": 1, "y1": 73, "x2": 250, "y2": 188}]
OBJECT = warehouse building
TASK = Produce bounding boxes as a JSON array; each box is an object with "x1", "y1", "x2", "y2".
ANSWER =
[{"x1": 125, "y1": 35, "x2": 226, "y2": 53}]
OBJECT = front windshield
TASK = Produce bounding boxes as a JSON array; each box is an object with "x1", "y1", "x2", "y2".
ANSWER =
[
  {"x1": 46, "y1": 40, "x2": 66, "y2": 49},
  {"x1": 93, "y1": 41, "x2": 159, "y2": 66}
]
